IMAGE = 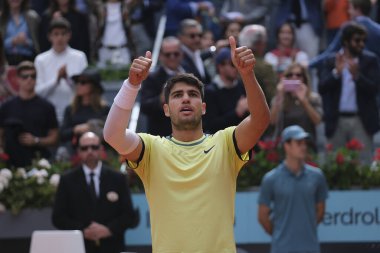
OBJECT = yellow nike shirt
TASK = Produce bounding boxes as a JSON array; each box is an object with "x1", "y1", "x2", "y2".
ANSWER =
[{"x1": 128, "y1": 126, "x2": 249, "y2": 253}]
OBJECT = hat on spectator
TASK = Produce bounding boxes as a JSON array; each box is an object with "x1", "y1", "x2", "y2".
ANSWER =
[
  {"x1": 215, "y1": 47, "x2": 232, "y2": 65},
  {"x1": 72, "y1": 67, "x2": 104, "y2": 93},
  {"x1": 16, "y1": 61, "x2": 35, "y2": 75},
  {"x1": 281, "y1": 125, "x2": 309, "y2": 143}
]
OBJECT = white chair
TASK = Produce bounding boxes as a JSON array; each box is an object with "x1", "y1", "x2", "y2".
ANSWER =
[{"x1": 29, "y1": 230, "x2": 86, "y2": 253}]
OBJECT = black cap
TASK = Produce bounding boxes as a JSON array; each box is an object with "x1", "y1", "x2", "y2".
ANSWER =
[{"x1": 72, "y1": 67, "x2": 103, "y2": 93}]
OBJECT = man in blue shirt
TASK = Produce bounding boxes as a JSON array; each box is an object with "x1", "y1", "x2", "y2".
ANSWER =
[{"x1": 258, "y1": 125, "x2": 328, "y2": 253}]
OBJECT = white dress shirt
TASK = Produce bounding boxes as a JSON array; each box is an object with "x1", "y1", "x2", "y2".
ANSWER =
[
  {"x1": 83, "y1": 161, "x2": 102, "y2": 197},
  {"x1": 34, "y1": 47, "x2": 88, "y2": 124}
]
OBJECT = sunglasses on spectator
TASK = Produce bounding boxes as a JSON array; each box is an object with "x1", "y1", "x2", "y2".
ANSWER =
[
  {"x1": 75, "y1": 79, "x2": 91, "y2": 85},
  {"x1": 19, "y1": 73, "x2": 36, "y2": 80},
  {"x1": 185, "y1": 33, "x2": 202, "y2": 39},
  {"x1": 79, "y1": 145, "x2": 100, "y2": 151},
  {"x1": 220, "y1": 61, "x2": 235, "y2": 67},
  {"x1": 352, "y1": 37, "x2": 366, "y2": 43},
  {"x1": 162, "y1": 51, "x2": 181, "y2": 58},
  {"x1": 285, "y1": 72, "x2": 302, "y2": 78}
]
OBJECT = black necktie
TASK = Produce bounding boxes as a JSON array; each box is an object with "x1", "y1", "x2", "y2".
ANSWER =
[
  {"x1": 292, "y1": 0, "x2": 302, "y2": 27},
  {"x1": 89, "y1": 173, "x2": 97, "y2": 201}
]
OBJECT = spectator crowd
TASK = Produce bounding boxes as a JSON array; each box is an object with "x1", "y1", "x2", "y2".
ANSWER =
[
  {"x1": 1, "y1": 1, "x2": 380, "y2": 253},
  {"x1": 1, "y1": 0, "x2": 380, "y2": 167}
]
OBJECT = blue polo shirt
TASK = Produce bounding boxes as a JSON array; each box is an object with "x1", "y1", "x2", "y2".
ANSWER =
[{"x1": 258, "y1": 162, "x2": 328, "y2": 253}]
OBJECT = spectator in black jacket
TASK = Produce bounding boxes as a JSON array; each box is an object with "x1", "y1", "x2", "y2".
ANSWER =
[
  {"x1": 140, "y1": 36, "x2": 185, "y2": 136},
  {"x1": 318, "y1": 22, "x2": 380, "y2": 163},
  {"x1": 203, "y1": 47, "x2": 247, "y2": 134},
  {"x1": 52, "y1": 131, "x2": 138, "y2": 253}
]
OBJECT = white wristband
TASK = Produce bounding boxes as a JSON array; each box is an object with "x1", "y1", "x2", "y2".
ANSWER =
[{"x1": 114, "y1": 79, "x2": 141, "y2": 110}]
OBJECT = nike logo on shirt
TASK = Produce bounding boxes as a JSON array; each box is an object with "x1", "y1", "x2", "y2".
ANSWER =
[{"x1": 204, "y1": 145, "x2": 215, "y2": 154}]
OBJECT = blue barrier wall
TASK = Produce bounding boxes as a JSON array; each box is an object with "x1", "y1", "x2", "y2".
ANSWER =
[{"x1": 126, "y1": 190, "x2": 380, "y2": 245}]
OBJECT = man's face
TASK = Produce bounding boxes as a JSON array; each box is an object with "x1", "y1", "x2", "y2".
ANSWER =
[
  {"x1": 278, "y1": 23, "x2": 294, "y2": 48},
  {"x1": 225, "y1": 22, "x2": 241, "y2": 40},
  {"x1": 7, "y1": 0, "x2": 21, "y2": 9},
  {"x1": 218, "y1": 60, "x2": 238, "y2": 83},
  {"x1": 284, "y1": 139, "x2": 307, "y2": 160},
  {"x1": 347, "y1": 33, "x2": 366, "y2": 56},
  {"x1": 48, "y1": 28, "x2": 71, "y2": 53},
  {"x1": 74, "y1": 77, "x2": 93, "y2": 97},
  {"x1": 163, "y1": 82, "x2": 206, "y2": 131},
  {"x1": 17, "y1": 69, "x2": 36, "y2": 93},
  {"x1": 179, "y1": 26, "x2": 203, "y2": 51},
  {"x1": 159, "y1": 42, "x2": 183, "y2": 70},
  {"x1": 77, "y1": 134, "x2": 102, "y2": 167}
]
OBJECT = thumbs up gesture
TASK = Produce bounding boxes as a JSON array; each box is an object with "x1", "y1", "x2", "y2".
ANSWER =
[
  {"x1": 229, "y1": 36, "x2": 256, "y2": 75},
  {"x1": 129, "y1": 51, "x2": 152, "y2": 86}
]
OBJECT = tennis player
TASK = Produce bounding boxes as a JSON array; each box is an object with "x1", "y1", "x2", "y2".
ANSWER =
[{"x1": 104, "y1": 36, "x2": 270, "y2": 252}]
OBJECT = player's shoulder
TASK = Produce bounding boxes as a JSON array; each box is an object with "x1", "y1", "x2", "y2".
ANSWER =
[
  {"x1": 138, "y1": 133, "x2": 171, "y2": 147},
  {"x1": 305, "y1": 163, "x2": 324, "y2": 177},
  {"x1": 262, "y1": 164, "x2": 283, "y2": 181},
  {"x1": 212, "y1": 126, "x2": 237, "y2": 139}
]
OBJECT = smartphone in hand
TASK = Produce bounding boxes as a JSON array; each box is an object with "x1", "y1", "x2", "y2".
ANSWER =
[{"x1": 283, "y1": 79, "x2": 301, "y2": 92}]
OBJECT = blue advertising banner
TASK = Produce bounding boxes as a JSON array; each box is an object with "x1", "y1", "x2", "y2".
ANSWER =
[{"x1": 126, "y1": 190, "x2": 380, "y2": 245}]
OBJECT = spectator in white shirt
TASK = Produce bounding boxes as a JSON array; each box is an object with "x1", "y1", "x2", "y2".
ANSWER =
[{"x1": 34, "y1": 17, "x2": 88, "y2": 124}]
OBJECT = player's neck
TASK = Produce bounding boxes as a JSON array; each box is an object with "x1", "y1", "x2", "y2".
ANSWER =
[{"x1": 171, "y1": 128, "x2": 204, "y2": 142}]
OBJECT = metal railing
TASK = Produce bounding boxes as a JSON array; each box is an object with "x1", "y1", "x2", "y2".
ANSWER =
[{"x1": 128, "y1": 15, "x2": 167, "y2": 133}]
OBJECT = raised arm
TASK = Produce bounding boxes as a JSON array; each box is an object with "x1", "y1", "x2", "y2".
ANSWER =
[
  {"x1": 229, "y1": 36, "x2": 270, "y2": 154},
  {"x1": 103, "y1": 52, "x2": 152, "y2": 162}
]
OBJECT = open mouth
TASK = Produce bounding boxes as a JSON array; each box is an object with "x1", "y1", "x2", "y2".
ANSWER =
[{"x1": 180, "y1": 106, "x2": 194, "y2": 114}]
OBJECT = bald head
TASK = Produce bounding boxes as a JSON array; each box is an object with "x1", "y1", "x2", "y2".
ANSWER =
[
  {"x1": 79, "y1": 132, "x2": 100, "y2": 145},
  {"x1": 77, "y1": 132, "x2": 102, "y2": 169}
]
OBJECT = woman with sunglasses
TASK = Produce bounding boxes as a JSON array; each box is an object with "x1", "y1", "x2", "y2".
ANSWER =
[
  {"x1": 59, "y1": 67, "x2": 110, "y2": 156},
  {"x1": 270, "y1": 63, "x2": 322, "y2": 151}
]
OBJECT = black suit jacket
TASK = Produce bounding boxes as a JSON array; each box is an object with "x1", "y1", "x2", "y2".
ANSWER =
[
  {"x1": 52, "y1": 165, "x2": 136, "y2": 253},
  {"x1": 318, "y1": 50, "x2": 380, "y2": 138},
  {"x1": 140, "y1": 66, "x2": 173, "y2": 136},
  {"x1": 181, "y1": 50, "x2": 211, "y2": 84},
  {"x1": 203, "y1": 81, "x2": 247, "y2": 134}
]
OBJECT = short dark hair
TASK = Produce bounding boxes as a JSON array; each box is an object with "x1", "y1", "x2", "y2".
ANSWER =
[
  {"x1": 16, "y1": 61, "x2": 36, "y2": 75},
  {"x1": 48, "y1": 17, "x2": 71, "y2": 33},
  {"x1": 341, "y1": 22, "x2": 367, "y2": 45},
  {"x1": 178, "y1": 19, "x2": 202, "y2": 35},
  {"x1": 164, "y1": 73, "x2": 204, "y2": 103},
  {"x1": 350, "y1": 0, "x2": 372, "y2": 16}
]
